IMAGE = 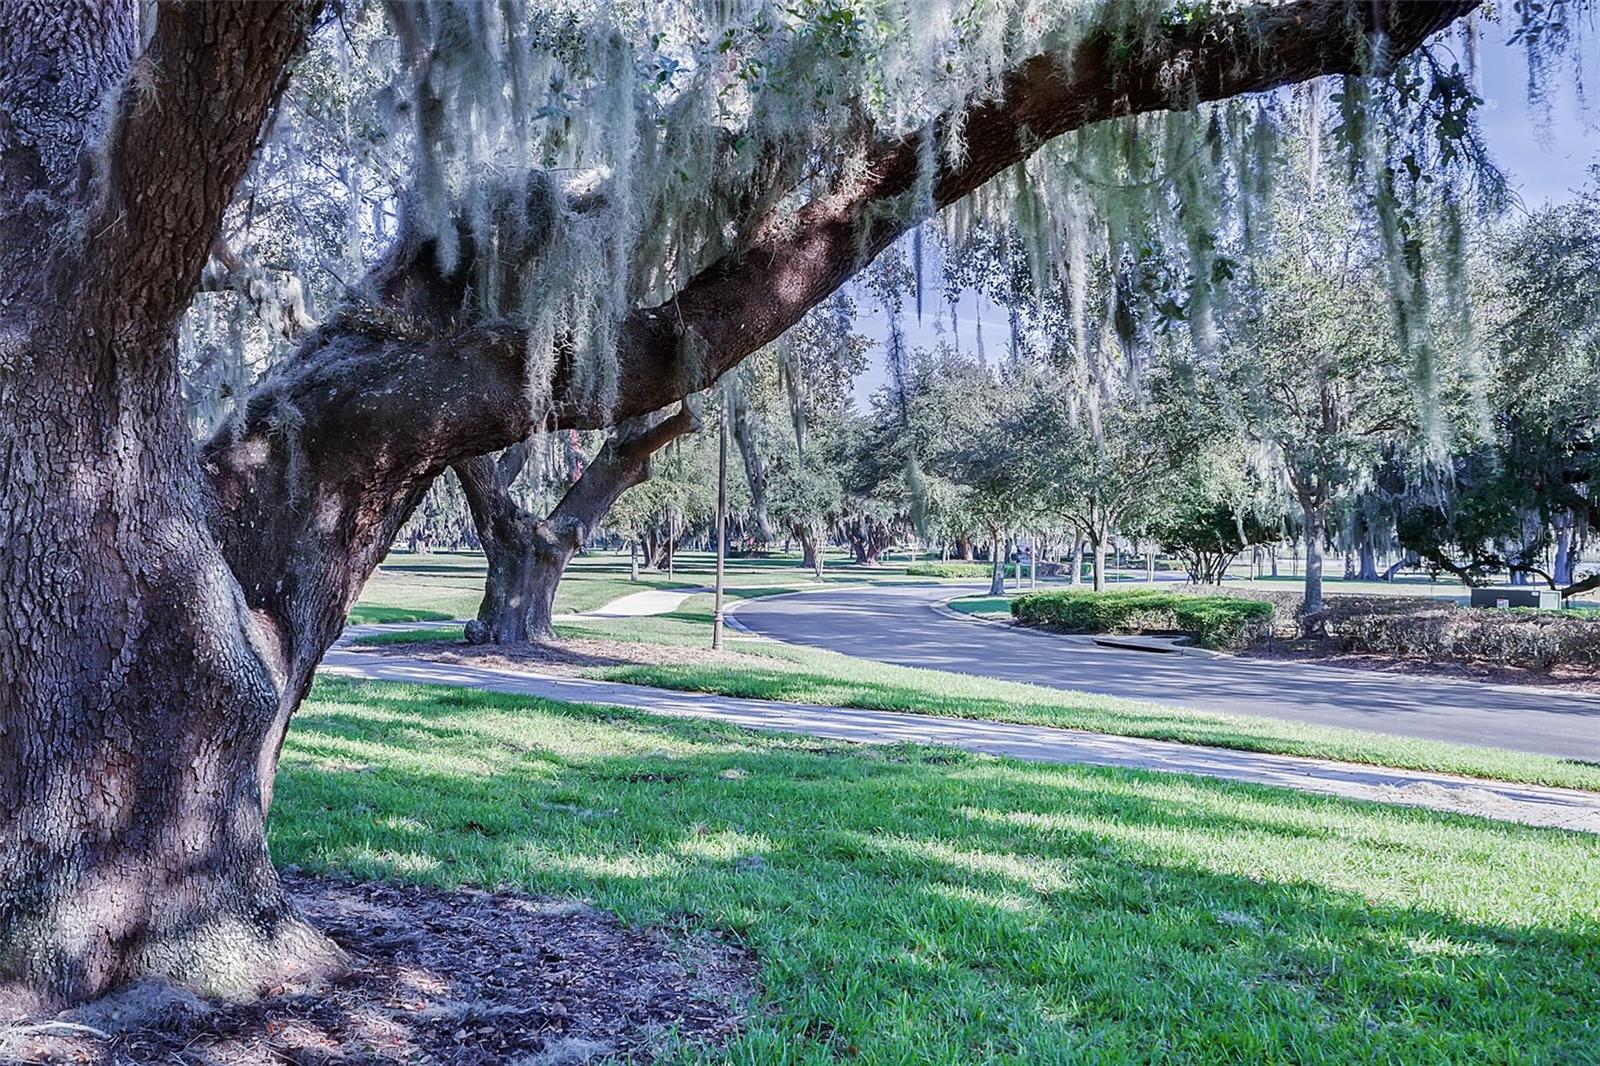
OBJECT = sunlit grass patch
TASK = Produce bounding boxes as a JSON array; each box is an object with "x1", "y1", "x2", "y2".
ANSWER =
[{"x1": 274, "y1": 679, "x2": 1600, "y2": 1063}]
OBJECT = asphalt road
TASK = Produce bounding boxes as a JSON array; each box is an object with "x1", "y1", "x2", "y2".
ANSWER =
[{"x1": 729, "y1": 583, "x2": 1600, "y2": 762}]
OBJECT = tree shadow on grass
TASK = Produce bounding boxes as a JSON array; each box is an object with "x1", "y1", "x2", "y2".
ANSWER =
[{"x1": 269, "y1": 681, "x2": 1600, "y2": 1063}]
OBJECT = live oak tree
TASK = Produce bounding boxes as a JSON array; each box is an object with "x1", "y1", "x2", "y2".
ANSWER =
[
  {"x1": 1395, "y1": 185, "x2": 1600, "y2": 595},
  {"x1": 1222, "y1": 170, "x2": 1417, "y2": 616},
  {"x1": 0, "y1": 0, "x2": 1481, "y2": 1011}
]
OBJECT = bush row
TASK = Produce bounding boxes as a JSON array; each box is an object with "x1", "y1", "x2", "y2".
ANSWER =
[{"x1": 1009, "y1": 588, "x2": 1275, "y2": 649}]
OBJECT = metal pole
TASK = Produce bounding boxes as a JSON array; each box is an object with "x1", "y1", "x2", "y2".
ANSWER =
[{"x1": 712, "y1": 396, "x2": 729, "y2": 650}]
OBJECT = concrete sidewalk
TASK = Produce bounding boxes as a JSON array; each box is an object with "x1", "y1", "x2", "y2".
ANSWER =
[{"x1": 321, "y1": 638, "x2": 1600, "y2": 834}]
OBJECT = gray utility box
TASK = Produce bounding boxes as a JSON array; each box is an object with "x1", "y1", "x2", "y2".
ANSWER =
[{"x1": 1470, "y1": 586, "x2": 1562, "y2": 611}]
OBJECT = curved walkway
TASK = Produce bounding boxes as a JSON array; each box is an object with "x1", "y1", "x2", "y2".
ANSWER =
[
  {"x1": 572, "y1": 585, "x2": 713, "y2": 619},
  {"x1": 729, "y1": 584, "x2": 1600, "y2": 762},
  {"x1": 320, "y1": 636, "x2": 1600, "y2": 833}
]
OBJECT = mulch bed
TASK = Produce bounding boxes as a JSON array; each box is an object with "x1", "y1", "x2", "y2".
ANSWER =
[
  {"x1": 1239, "y1": 641, "x2": 1600, "y2": 693},
  {"x1": 4, "y1": 873, "x2": 757, "y2": 1065}
]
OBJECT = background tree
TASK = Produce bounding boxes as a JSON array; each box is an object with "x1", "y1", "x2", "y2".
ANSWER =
[
  {"x1": 1223, "y1": 174, "x2": 1416, "y2": 615},
  {"x1": 1395, "y1": 182, "x2": 1600, "y2": 594}
]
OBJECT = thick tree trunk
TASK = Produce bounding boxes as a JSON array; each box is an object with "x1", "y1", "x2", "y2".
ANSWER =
[
  {"x1": 0, "y1": 1, "x2": 339, "y2": 1011},
  {"x1": 1554, "y1": 523, "x2": 1575, "y2": 587},
  {"x1": 1092, "y1": 536, "x2": 1108, "y2": 593},
  {"x1": 456, "y1": 408, "x2": 699, "y2": 643},
  {"x1": 956, "y1": 534, "x2": 974, "y2": 561},
  {"x1": 1358, "y1": 534, "x2": 1380, "y2": 582},
  {"x1": 797, "y1": 525, "x2": 822, "y2": 574},
  {"x1": 1070, "y1": 535, "x2": 1086, "y2": 585}
]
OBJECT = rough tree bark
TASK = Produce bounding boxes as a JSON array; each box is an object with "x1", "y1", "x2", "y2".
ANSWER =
[
  {"x1": 1358, "y1": 533, "x2": 1381, "y2": 581},
  {"x1": 454, "y1": 408, "x2": 700, "y2": 643},
  {"x1": 796, "y1": 524, "x2": 824, "y2": 575},
  {"x1": 0, "y1": 1, "x2": 334, "y2": 1011},
  {"x1": 0, "y1": 0, "x2": 1477, "y2": 1010},
  {"x1": 1301, "y1": 500, "x2": 1328, "y2": 617}
]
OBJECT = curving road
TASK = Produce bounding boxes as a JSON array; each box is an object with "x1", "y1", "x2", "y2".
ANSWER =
[{"x1": 730, "y1": 584, "x2": 1600, "y2": 761}]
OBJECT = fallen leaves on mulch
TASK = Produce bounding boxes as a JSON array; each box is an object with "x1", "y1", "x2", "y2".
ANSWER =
[
  {"x1": 3, "y1": 872, "x2": 756, "y2": 1065},
  {"x1": 1238, "y1": 641, "x2": 1600, "y2": 692}
]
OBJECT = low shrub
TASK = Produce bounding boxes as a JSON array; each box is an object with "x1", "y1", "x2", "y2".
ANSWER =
[{"x1": 1010, "y1": 589, "x2": 1275, "y2": 649}]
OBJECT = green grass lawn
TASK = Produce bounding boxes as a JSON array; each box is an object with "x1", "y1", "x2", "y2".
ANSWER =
[
  {"x1": 347, "y1": 604, "x2": 460, "y2": 625},
  {"x1": 351, "y1": 549, "x2": 950, "y2": 624},
  {"x1": 275, "y1": 679, "x2": 1600, "y2": 1064},
  {"x1": 945, "y1": 594, "x2": 1014, "y2": 619}
]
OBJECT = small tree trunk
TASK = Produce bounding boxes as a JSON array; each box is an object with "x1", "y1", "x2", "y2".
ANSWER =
[
  {"x1": 1302, "y1": 501, "x2": 1326, "y2": 619},
  {"x1": 631, "y1": 540, "x2": 640, "y2": 582},
  {"x1": 1146, "y1": 540, "x2": 1156, "y2": 583},
  {"x1": 989, "y1": 531, "x2": 1006, "y2": 596},
  {"x1": 1070, "y1": 535, "x2": 1086, "y2": 585},
  {"x1": 797, "y1": 525, "x2": 821, "y2": 573},
  {"x1": 1555, "y1": 524, "x2": 1575, "y2": 586},
  {"x1": 1357, "y1": 517, "x2": 1380, "y2": 581},
  {"x1": 1092, "y1": 535, "x2": 1107, "y2": 593}
]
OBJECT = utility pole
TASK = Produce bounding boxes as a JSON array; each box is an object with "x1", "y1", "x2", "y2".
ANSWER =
[{"x1": 713, "y1": 393, "x2": 729, "y2": 650}]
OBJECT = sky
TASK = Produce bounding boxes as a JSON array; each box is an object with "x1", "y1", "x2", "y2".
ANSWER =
[{"x1": 849, "y1": 21, "x2": 1600, "y2": 406}]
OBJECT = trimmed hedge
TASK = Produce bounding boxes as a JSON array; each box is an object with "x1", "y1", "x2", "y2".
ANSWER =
[{"x1": 1010, "y1": 589, "x2": 1274, "y2": 649}]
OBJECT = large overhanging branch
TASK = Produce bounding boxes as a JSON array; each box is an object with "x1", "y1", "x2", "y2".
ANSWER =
[
  {"x1": 203, "y1": 0, "x2": 1477, "y2": 644},
  {"x1": 597, "y1": 0, "x2": 1477, "y2": 423}
]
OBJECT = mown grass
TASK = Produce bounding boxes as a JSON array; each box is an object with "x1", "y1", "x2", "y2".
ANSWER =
[
  {"x1": 559, "y1": 596, "x2": 1600, "y2": 793},
  {"x1": 275, "y1": 679, "x2": 1600, "y2": 1064},
  {"x1": 347, "y1": 604, "x2": 459, "y2": 625},
  {"x1": 348, "y1": 556, "x2": 1600, "y2": 789},
  {"x1": 350, "y1": 549, "x2": 949, "y2": 625},
  {"x1": 945, "y1": 594, "x2": 1013, "y2": 619}
]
